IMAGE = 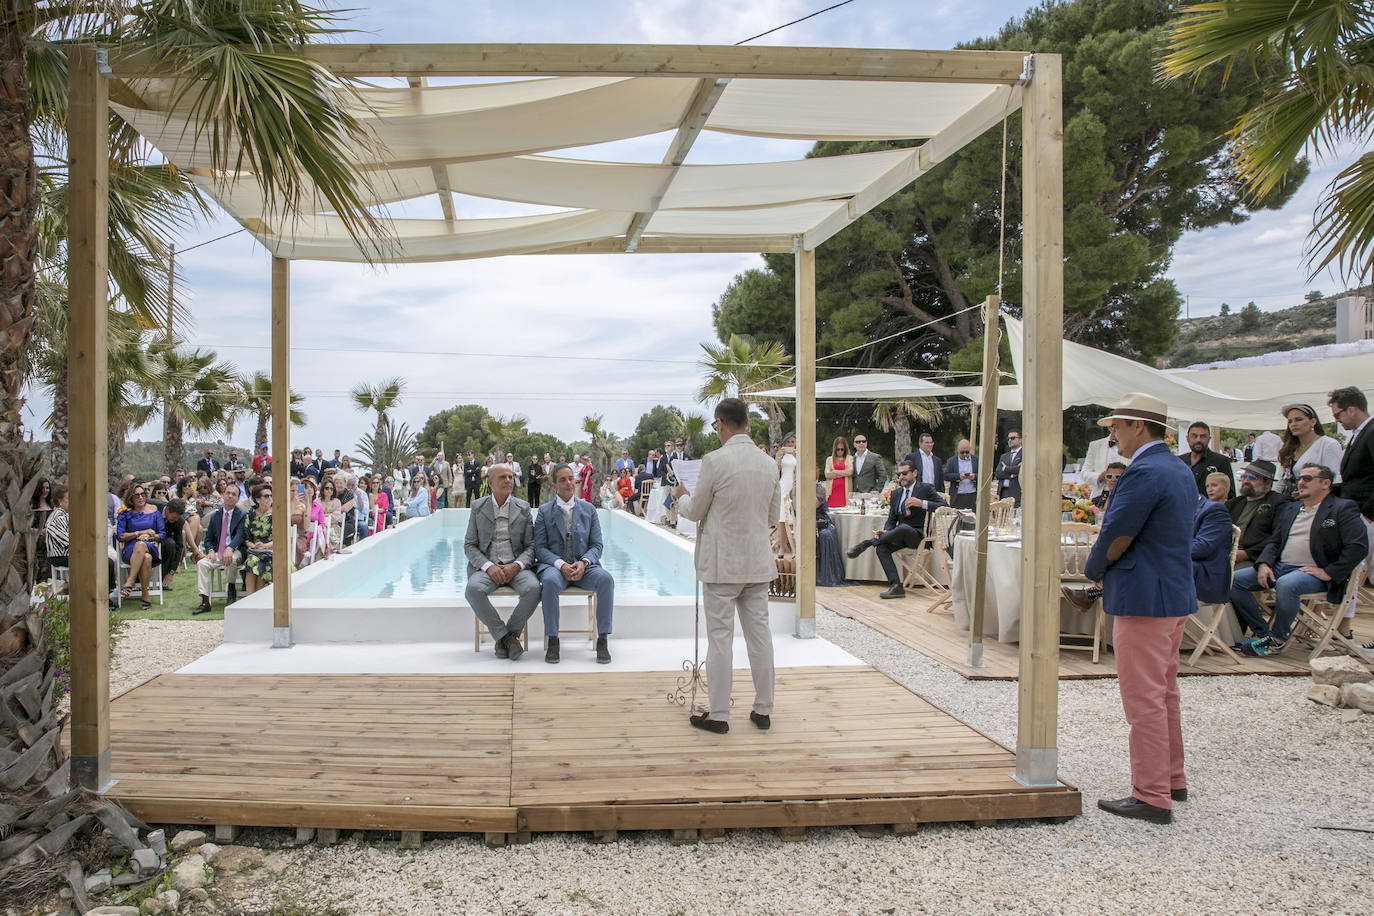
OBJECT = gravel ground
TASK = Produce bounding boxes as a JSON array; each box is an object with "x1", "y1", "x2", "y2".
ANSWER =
[
  {"x1": 110, "y1": 618, "x2": 224, "y2": 698},
  {"x1": 110, "y1": 614, "x2": 1374, "y2": 916}
]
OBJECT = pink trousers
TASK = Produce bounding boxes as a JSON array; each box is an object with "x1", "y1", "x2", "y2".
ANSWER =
[{"x1": 1112, "y1": 614, "x2": 1188, "y2": 809}]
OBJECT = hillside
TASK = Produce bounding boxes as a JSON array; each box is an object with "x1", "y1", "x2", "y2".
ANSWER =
[{"x1": 1164, "y1": 286, "x2": 1370, "y2": 366}]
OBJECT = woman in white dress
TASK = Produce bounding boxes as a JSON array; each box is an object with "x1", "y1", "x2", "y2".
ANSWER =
[
  {"x1": 775, "y1": 431, "x2": 798, "y2": 555},
  {"x1": 1274, "y1": 403, "x2": 1344, "y2": 496}
]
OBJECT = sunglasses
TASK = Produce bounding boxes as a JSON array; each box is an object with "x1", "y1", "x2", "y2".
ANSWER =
[
  {"x1": 1296, "y1": 474, "x2": 1321, "y2": 483},
  {"x1": 1238, "y1": 472, "x2": 1260, "y2": 481},
  {"x1": 1101, "y1": 474, "x2": 1120, "y2": 481},
  {"x1": 130, "y1": 490, "x2": 146, "y2": 498}
]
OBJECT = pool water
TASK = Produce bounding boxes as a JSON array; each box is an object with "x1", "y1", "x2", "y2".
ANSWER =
[{"x1": 334, "y1": 509, "x2": 693, "y2": 599}]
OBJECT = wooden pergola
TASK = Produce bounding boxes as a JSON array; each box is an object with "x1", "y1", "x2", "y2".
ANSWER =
[{"x1": 66, "y1": 43, "x2": 1063, "y2": 793}]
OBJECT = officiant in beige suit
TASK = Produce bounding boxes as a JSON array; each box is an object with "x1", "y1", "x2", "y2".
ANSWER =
[{"x1": 674, "y1": 397, "x2": 781, "y2": 734}]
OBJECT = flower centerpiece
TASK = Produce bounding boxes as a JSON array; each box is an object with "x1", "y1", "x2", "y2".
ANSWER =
[{"x1": 1060, "y1": 482, "x2": 1099, "y2": 523}]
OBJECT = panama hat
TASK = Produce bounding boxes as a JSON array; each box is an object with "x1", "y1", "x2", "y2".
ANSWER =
[{"x1": 1097, "y1": 392, "x2": 1169, "y2": 427}]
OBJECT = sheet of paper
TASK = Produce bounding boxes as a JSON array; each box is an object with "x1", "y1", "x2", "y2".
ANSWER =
[{"x1": 672, "y1": 459, "x2": 702, "y2": 494}]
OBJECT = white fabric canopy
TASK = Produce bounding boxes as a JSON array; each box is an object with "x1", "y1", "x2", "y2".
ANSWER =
[
  {"x1": 756, "y1": 372, "x2": 985, "y2": 402},
  {"x1": 113, "y1": 63, "x2": 1022, "y2": 262},
  {"x1": 1169, "y1": 340, "x2": 1374, "y2": 423}
]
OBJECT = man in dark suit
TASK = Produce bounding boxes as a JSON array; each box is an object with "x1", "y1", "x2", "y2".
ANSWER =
[
  {"x1": 992, "y1": 430, "x2": 1023, "y2": 504},
  {"x1": 1225, "y1": 459, "x2": 1286, "y2": 568},
  {"x1": 643, "y1": 450, "x2": 662, "y2": 481},
  {"x1": 942, "y1": 439, "x2": 979, "y2": 509},
  {"x1": 1229, "y1": 462, "x2": 1368, "y2": 656},
  {"x1": 534, "y1": 464, "x2": 616, "y2": 664},
  {"x1": 195, "y1": 448, "x2": 218, "y2": 475},
  {"x1": 1192, "y1": 493, "x2": 1234, "y2": 607},
  {"x1": 194, "y1": 481, "x2": 246, "y2": 614},
  {"x1": 902, "y1": 433, "x2": 942, "y2": 491},
  {"x1": 1242, "y1": 433, "x2": 1256, "y2": 462},
  {"x1": 845, "y1": 460, "x2": 946, "y2": 599},
  {"x1": 1329, "y1": 386, "x2": 1374, "y2": 646},
  {"x1": 1181, "y1": 421, "x2": 1234, "y2": 499},
  {"x1": 463, "y1": 452, "x2": 481, "y2": 508},
  {"x1": 630, "y1": 464, "x2": 653, "y2": 516},
  {"x1": 223, "y1": 449, "x2": 244, "y2": 471},
  {"x1": 1081, "y1": 394, "x2": 1197, "y2": 825}
]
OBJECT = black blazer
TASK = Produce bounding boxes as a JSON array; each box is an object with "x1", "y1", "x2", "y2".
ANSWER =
[
  {"x1": 1226, "y1": 490, "x2": 1287, "y2": 558},
  {"x1": 993, "y1": 447, "x2": 1022, "y2": 504},
  {"x1": 942, "y1": 454, "x2": 978, "y2": 498},
  {"x1": 883, "y1": 481, "x2": 947, "y2": 535},
  {"x1": 902, "y1": 450, "x2": 944, "y2": 488},
  {"x1": 463, "y1": 460, "x2": 482, "y2": 489},
  {"x1": 1255, "y1": 494, "x2": 1369, "y2": 603},
  {"x1": 196, "y1": 457, "x2": 218, "y2": 474},
  {"x1": 1338, "y1": 421, "x2": 1374, "y2": 519}
]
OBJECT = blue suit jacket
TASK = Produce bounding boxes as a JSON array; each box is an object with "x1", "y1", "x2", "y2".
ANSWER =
[
  {"x1": 200, "y1": 505, "x2": 247, "y2": 554},
  {"x1": 1084, "y1": 441, "x2": 1197, "y2": 618},
  {"x1": 533, "y1": 499, "x2": 605, "y2": 573},
  {"x1": 1191, "y1": 496, "x2": 1234, "y2": 605}
]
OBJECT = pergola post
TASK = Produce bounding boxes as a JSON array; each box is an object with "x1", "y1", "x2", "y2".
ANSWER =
[
  {"x1": 793, "y1": 245, "x2": 817, "y2": 639},
  {"x1": 67, "y1": 46, "x2": 112, "y2": 791},
  {"x1": 967, "y1": 294, "x2": 1002, "y2": 668},
  {"x1": 1015, "y1": 53, "x2": 1064, "y2": 788},
  {"x1": 271, "y1": 258, "x2": 292, "y2": 647}
]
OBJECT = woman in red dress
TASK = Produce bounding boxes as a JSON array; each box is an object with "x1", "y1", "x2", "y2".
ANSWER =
[
  {"x1": 824, "y1": 436, "x2": 852, "y2": 509},
  {"x1": 578, "y1": 457, "x2": 595, "y2": 502}
]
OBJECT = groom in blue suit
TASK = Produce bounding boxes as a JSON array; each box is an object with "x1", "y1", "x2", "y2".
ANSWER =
[{"x1": 534, "y1": 464, "x2": 616, "y2": 664}]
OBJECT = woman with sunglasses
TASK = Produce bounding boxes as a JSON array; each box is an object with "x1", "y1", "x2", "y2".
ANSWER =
[
  {"x1": 116, "y1": 482, "x2": 165, "y2": 609},
  {"x1": 1275, "y1": 403, "x2": 1344, "y2": 497},
  {"x1": 320, "y1": 477, "x2": 345, "y2": 553},
  {"x1": 366, "y1": 474, "x2": 390, "y2": 534},
  {"x1": 175, "y1": 477, "x2": 205, "y2": 551},
  {"x1": 242, "y1": 483, "x2": 275, "y2": 594},
  {"x1": 292, "y1": 477, "x2": 325, "y2": 566}
]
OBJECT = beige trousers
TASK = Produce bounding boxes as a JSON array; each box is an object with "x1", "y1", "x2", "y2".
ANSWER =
[
  {"x1": 702, "y1": 581, "x2": 774, "y2": 722},
  {"x1": 196, "y1": 550, "x2": 240, "y2": 597}
]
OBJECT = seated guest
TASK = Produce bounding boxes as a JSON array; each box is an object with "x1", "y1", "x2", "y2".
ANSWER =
[
  {"x1": 292, "y1": 477, "x2": 325, "y2": 567},
  {"x1": 1092, "y1": 461, "x2": 1126, "y2": 511},
  {"x1": 1192, "y1": 492, "x2": 1234, "y2": 607},
  {"x1": 45, "y1": 484, "x2": 70, "y2": 572},
  {"x1": 335, "y1": 473, "x2": 357, "y2": 547},
  {"x1": 464, "y1": 464, "x2": 540, "y2": 660},
  {"x1": 942, "y1": 439, "x2": 978, "y2": 509},
  {"x1": 354, "y1": 474, "x2": 371, "y2": 542},
  {"x1": 1204, "y1": 471, "x2": 1231, "y2": 503},
  {"x1": 174, "y1": 477, "x2": 204, "y2": 549},
  {"x1": 406, "y1": 473, "x2": 431, "y2": 519},
  {"x1": 159, "y1": 498, "x2": 191, "y2": 590},
  {"x1": 599, "y1": 477, "x2": 622, "y2": 510},
  {"x1": 845, "y1": 461, "x2": 947, "y2": 599},
  {"x1": 147, "y1": 481, "x2": 169, "y2": 511},
  {"x1": 320, "y1": 476, "x2": 345, "y2": 553},
  {"x1": 631, "y1": 463, "x2": 654, "y2": 515},
  {"x1": 242, "y1": 483, "x2": 275, "y2": 596},
  {"x1": 116, "y1": 482, "x2": 164, "y2": 610},
  {"x1": 1226, "y1": 459, "x2": 1285, "y2": 568},
  {"x1": 1229, "y1": 463, "x2": 1368, "y2": 656},
  {"x1": 231, "y1": 466, "x2": 250, "y2": 505},
  {"x1": 815, "y1": 487, "x2": 850, "y2": 587},
  {"x1": 616, "y1": 468, "x2": 635, "y2": 508},
  {"x1": 533, "y1": 464, "x2": 616, "y2": 664},
  {"x1": 381, "y1": 476, "x2": 398, "y2": 526}
]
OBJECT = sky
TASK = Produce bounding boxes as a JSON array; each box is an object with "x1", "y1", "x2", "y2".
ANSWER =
[{"x1": 26, "y1": 0, "x2": 1360, "y2": 455}]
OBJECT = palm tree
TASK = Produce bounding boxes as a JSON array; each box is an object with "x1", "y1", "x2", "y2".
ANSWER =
[
  {"x1": 482, "y1": 413, "x2": 529, "y2": 457},
  {"x1": 1, "y1": 2, "x2": 390, "y2": 896},
  {"x1": 676, "y1": 411, "x2": 707, "y2": 457},
  {"x1": 147, "y1": 339, "x2": 239, "y2": 477},
  {"x1": 1160, "y1": 1, "x2": 1374, "y2": 279},
  {"x1": 350, "y1": 377, "x2": 406, "y2": 446},
  {"x1": 697, "y1": 334, "x2": 793, "y2": 445},
  {"x1": 355, "y1": 420, "x2": 418, "y2": 476},
  {"x1": 582, "y1": 413, "x2": 621, "y2": 481},
  {"x1": 237, "y1": 371, "x2": 307, "y2": 452},
  {"x1": 105, "y1": 320, "x2": 164, "y2": 489},
  {"x1": 871, "y1": 398, "x2": 941, "y2": 464}
]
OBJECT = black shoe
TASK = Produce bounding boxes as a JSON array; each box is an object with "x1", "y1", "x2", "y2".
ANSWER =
[
  {"x1": 1171, "y1": 787, "x2": 1188, "y2": 802},
  {"x1": 545, "y1": 636, "x2": 560, "y2": 664},
  {"x1": 503, "y1": 632, "x2": 525, "y2": 661},
  {"x1": 596, "y1": 636, "x2": 611, "y2": 665},
  {"x1": 192, "y1": 600, "x2": 211, "y2": 616},
  {"x1": 690, "y1": 712, "x2": 728, "y2": 734},
  {"x1": 879, "y1": 584, "x2": 905, "y2": 599},
  {"x1": 749, "y1": 711, "x2": 771, "y2": 730},
  {"x1": 494, "y1": 637, "x2": 509, "y2": 659},
  {"x1": 846, "y1": 540, "x2": 873, "y2": 559},
  {"x1": 227, "y1": 584, "x2": 238, "y2": 605},
  {"x1": 1097, "y1": 796, "x2": 1171, "y2": 824},
  {"x1": 162, "y1": 582, "x2": 173, "y2": 592}
]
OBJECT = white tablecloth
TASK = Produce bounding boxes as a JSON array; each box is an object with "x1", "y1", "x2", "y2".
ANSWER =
[
  {"x1": 644, "y1": 484, "x2": 669, "y2": 525},
  {"x1": 830, "y1": 510, "x2": 946, "y2": 585}
]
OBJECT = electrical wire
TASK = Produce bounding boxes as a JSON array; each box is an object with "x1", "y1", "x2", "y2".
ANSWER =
[{"x1": 735, "y1": 0, "x2": 860, "y2": 45}]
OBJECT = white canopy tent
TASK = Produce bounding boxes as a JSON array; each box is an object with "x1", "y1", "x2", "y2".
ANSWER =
[{"x1": 756, "y1": 371, "x2": 987, "y2": 402}]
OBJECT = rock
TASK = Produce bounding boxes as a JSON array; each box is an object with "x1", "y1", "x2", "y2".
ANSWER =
[
  {"x1": 1340, "y1": 681, "x2": 1374, "y2": 713},
  {"x1": 198, "y1": 842, "x2": 221, "y2": 865},
  {"x1": 60, "y1": 888, "x2": 73, "y2": 899},
  {"x1": 1309, "y1": 656, "x2": 1373, "y2": 687},
  {"x1": 261, "y1": 851, "x2": 291, "y2": 876},
  {"x1": 113, "y1": 873, "x2": 143, "y2": 886},
  {"x1": 1341, "y1": 708, "x2": 1363, "y2": 723},
  {"x1": 157, "y1": 889, "x2": 181, "y2": 911},
  {"x1": 187, "y1": 888, "x2": 210, "y2": 903},
  {"x1": 171, "y1": 854, "x2": 209, "y2": 892},
  {"x1": 131, "y1": 847, "x2": 163, "y2": 876},
  {"x1": 170, "y1": 830, "x2": 207, "y2": 853},
  {"x1": 210, "y1": 845, "x2": 261, "y2": 873},
  {"x1": 86, "y1": 871, "x2": 113, "y2": 895},
  {"x1": 88, "y1": 908, "x2": 142, "y2": 915},
  {"x1": 1307, "y1": 684, "x2": 1341, "y2": 706},
  {"x1": 147, "y1": 829, "x2": 167, "y2": 857},
  {"x1": 142, "y1": 898, "x2": 164, "y2": 915}
]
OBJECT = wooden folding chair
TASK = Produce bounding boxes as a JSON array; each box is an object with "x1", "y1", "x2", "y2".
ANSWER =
[
  {"x1": 637, "y1": 480, "x2": 654, "y2": 517},
  {"x1": 1291, "y1": 560, "x2": 1369, "y2": 661},
  {"x1": 988, "y1": 497, "x2": 1014, "y2": 530},
  {"x1": 1184, "y1": 525, "x2": 1243, "y2": 666},
  {"x1": 1057, "y1": 522, "x2": 1104, "y2": 663},
  {"x1": 895, "y1": 508, "x2": 944, "y2": 591},
  {"x1": 918, "y1": 508, "x2": 962, "y2": 613}
]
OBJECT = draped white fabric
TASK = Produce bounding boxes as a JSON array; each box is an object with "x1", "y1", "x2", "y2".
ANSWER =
[{"x1": 112, "y1": 69, "x2": 1021, "y2": 262}]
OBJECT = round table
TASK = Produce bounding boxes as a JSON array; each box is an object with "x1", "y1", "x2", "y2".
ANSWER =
[{"x1": 829, "y1": 510, "x2": 945, "y2": 585}]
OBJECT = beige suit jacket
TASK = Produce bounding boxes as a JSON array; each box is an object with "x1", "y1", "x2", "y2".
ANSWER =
[{"x1": 678, "y1": 433, "x2": 781, "y2": 584}]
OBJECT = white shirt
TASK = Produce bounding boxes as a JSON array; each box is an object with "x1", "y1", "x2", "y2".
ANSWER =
[
  {"x1": 1253, "y1": 431, "x2": 1282, "y2": 462},
  {"x1": 854, "y1": 450, "x2": 867, "y2": 476},
  {"x1": 919, "y1": 450, "x2": 936, "y2": 484},
  {"x1": 956, "y1": 456, "x2": 975, "y2": 494}
]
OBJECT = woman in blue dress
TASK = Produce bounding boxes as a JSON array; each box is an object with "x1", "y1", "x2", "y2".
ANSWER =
[{"x1": 116, "y1": 482, "x2": 165, "y2": 610}]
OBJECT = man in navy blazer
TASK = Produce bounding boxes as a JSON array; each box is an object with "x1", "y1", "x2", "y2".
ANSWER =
[
  {"x1": 533, "y1": 463, "x2": 615, "y2": 664},
  {"x1": 1192, "y1": 494, "x2": 1234, "y2": 606},
  {"x1": 1082, "y1": 394, "x2": 1197, "y2": 825},
  {"x1": 194, "y1": 481, "x2": 247, "y2": 614},
  {"x1": 942, "y1": 439, "x2": 979, "y2": 509},
  {"x1": 1228, "y1": 462, "x2": 1367, "y2": 656},
  {"x1": 846, "y1": 460, "x2": 946, "y2": 599}
]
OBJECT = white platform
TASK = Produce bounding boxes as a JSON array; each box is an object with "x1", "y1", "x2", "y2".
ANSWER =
[{"x1": 179, "y1": 634, "x2": 861, "y2": 675}]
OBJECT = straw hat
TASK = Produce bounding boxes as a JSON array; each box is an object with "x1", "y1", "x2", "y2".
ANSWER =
[{"x1": 1097, "y1": 392, "x2": 1168, "y2": 428}]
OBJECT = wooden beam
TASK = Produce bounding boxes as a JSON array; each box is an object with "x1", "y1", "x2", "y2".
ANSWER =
[
  {"x1": 968, "y1": 296, "x2": 1002, "y2": 667},
  {"x1": 111, "y1": 44, "x2": 1032, "y2": 83},
  {"x1": 1014, "y1": 54, "x2": 1064, "y2": 789},
  {"x1": 406, "y1": 76, "x2": 457, "y2": 225},
  {"x1": 794, "y1": 247, "x2": 817, "y2": 637},
  {"x1": 625, "y1": 77, "x2": 729, "y2": 252},
  {"x1": 68, "y1": 46, "x2": 112, "y2": 792},
  {"x1": 271, "y1": 258, "x2": 292, "y2": 647}
]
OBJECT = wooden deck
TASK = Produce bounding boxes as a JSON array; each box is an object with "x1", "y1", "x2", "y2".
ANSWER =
[
  {"x1": 105, "y1": 667, "x2": 1079, "y2": 837},
  {"x1": 819, "y1": 586, "x2": 1374, "y2": 680}
]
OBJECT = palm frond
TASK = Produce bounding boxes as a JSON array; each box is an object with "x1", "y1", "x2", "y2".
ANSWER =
[{"x1": 1311, "y1": 150, "x2": 1374, "y2": 277}]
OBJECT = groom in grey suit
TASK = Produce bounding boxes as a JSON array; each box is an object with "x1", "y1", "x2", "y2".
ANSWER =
[
  {"x1": 675, "y1": 397, "x2": 781, "y2": 734},
  {"x1": 464, "y1": 464, "x2": 540, "y2": 660}
]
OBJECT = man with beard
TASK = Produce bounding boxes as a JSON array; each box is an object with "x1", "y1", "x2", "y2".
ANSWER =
[
  {"x1": 1225, "y1": 459, "x2": 1286, "y2": 569},
  {"x1": 1181, "y1": 421, "x2": 1234, "y2": 499}
]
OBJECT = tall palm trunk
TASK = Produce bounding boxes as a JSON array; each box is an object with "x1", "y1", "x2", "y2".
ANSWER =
[
  {"x1": 893, "y1": 413, "x2": 912, "y2": 463},
  {"x1": 375, "y1": 414, "x2": 388, "y2": 448},
  {"x1": 766, "y1": 404, "x2": 783, "y2": 447},
  {"x1": 163, "y1": 400, "x2": 183, "y2": 477},
  {"x1": 256, "y1": 409, "x2": 269, "y2": 451},
  {"x1": 50, "y1": 359, "x2": 69, "y2": 480},
  {"x1": 0, "y1": 22, "x2": 36, "y2": 448}
]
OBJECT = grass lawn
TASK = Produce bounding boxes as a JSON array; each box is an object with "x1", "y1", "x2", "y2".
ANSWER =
[{"x1": 113, "y1": 562, "x2": 248, "y2": 622}]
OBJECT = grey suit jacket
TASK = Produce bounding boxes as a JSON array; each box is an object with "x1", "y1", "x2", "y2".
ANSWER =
[
  {"x1": 677, "y1": 434, "x2": 781, "y2": 584},
  {"x1": 851, "y1": 450, "x2": 887, "y2": 493},
  {"x1": 464, "y1": 495, "x2": 536, "y2": 573}
]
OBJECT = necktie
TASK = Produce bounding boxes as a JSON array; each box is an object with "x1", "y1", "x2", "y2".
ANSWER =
[{"x1": 218, "y1": 509, "x2": 229, "y2": 554}]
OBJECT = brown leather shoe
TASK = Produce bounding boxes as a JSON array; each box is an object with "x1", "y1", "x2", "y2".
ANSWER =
[
  {"x1": 1061, "y1": 584, "x2": 1102, "y2": 612},
  {"x1": 1097, "y1": 796, "x2": 1171, "y2": 824}
]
